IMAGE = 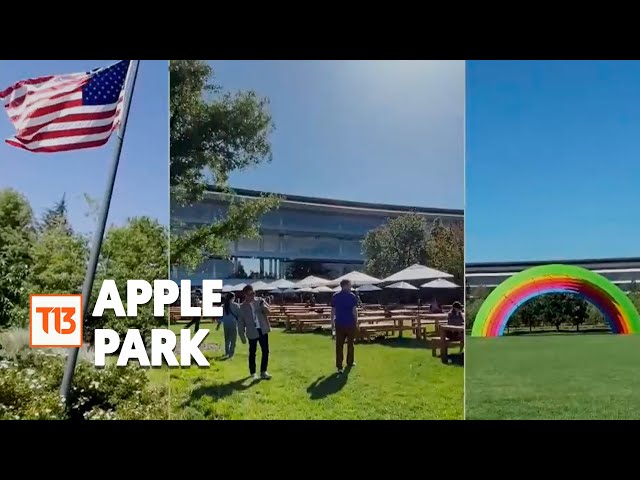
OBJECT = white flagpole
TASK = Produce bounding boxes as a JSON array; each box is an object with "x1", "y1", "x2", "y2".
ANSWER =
[{"x1": 59, "y1": 60, "x2": 141, "y2": 403}]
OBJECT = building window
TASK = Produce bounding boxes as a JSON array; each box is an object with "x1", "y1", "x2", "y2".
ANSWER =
[
  {"x1": 282, "y1": 235, "x2": 340, "y2": 257},
  {"x1": 237, "y1": 238, "x2": 261, "y2": 253},
  {"x1": 262, "y1": 234, "x2": 279, "y2": 253}
]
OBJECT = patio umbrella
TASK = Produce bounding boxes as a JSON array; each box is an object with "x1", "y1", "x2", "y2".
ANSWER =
[
  {"x1": 282, "y1": 288, "x2": 299, "y2": 294},
  {"x1": 312, "y1": 285, "x2": 333, "y2": 293},
  {"x1": 328, "y1": 271, "x2": 381, "y2": 287},
  {"x1": 230, "y1": 283, "x2": 247, "y2": 292},
  {"x1": 298, "y1": 287, "x2": 315, "y2": 293},
  {"x1": 270, "y1": 279, "x2": 297, "y2": 290},
  {"x1": 356, "y1": 284, "x2": 382, "y2": 292},
  {"x1": 381, "y1": 264, "x2": 453, "y2": 283},
  {"x1": 420, "y1": 278, "x2": 459, "y2": 289},
  {"x1": 295, "y1": 275, "x2": 330, "y2": 288},
  {"x1": 222, "y1": 284, "x2": 235, "y2": 293},
  {"x1": 250, "y1": 280, "x2": 272, "y2": 291},
  {"x1": 385, "y1": 281, "x2": 418, "y2": 291}
]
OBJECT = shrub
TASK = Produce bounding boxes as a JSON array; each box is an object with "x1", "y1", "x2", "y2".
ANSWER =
[{"x1": 0, "y1": 330, "x2": 167, "y2": 420}]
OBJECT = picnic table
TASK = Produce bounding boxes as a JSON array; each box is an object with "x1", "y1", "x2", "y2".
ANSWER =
[
  {"x1": 432, "y1": 324, "x2": 464, "y2": 363},
  {"x1": 357, "y1": 314, "x2": 446, "y2": 340}
]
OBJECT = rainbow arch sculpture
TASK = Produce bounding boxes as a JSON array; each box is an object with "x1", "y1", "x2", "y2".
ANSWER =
[{"x1": 471, "y1": 264, "x2": 640, "y2": 337}]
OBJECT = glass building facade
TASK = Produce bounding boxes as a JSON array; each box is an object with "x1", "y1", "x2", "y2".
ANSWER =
[{"x1": 171, "y1": 188, "x2": 464, "y2": 284}]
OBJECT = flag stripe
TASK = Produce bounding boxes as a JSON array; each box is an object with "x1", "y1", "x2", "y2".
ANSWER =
[
  {"x1": 0, "y1": 76, "x2": 55, "y2": 99},
  {"x1": 1, "y1": 74, "x2": 87, "y2": 102},
  {"x1": 16, "y1": 109, "x2": 119, "y2": 137},
  {"x1": 6, "y1": 136, "x2": 110, "y2": 153},
  {"x1": 16, "y1": 123, "x2": 114, "y2": 143},
  {"x1": 12, "y1": 97, "x2": 83, "y2": 122},
  {"x1": 12, "y1": 101, "x2": 120, "y2": 131},
  {"x1": 6, "y1": 128, "x2": 114, "y2": 150},
  {"x1": 11, "y1": 90, "x2": 84, "y2": 125},
  {"x1": 5, "y1": 77, "x2": 87, "y2": 110}
]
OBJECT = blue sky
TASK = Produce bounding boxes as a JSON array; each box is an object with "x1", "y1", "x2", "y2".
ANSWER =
[
  {"x1": 212, "y1": 60, "x2": 464, "y2": 210},
  {"x1": 466, "y1": 60, "x2": 640, "y2": 262},
  {"x1": 0, "y1": 60, "x2": 168, "y2": 234}
]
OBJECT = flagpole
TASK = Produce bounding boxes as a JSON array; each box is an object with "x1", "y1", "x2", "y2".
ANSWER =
[{"x1": 59, "y1": 60, "x2": 141, "y2": 403}]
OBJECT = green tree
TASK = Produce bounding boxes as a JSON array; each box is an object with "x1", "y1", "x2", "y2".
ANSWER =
[
  {"x1": 466, "y1": 287, "x2": 491, "y2": 331},
  {"x1": 362, "y1": 213, "x2": 429, "y2": 278},
  {"x1": 0, "y1": 189, "x2": 35, "y2": 327},
  {"x1": 566, "y1": 295, "x2": 589, "y2": 331},
  {"x1": 170, "y1": 60, "x2": 279, "y2": 271},
  {"x1": 425, "y1": 219, "x2": 464, "y2": 285},
  {"x1": 91, "y1": 217, "x2": 168, "y2": 344},
  {"x1": 40, "y1": 194, "x2": 71, "y2": 234},
  {"x1": 586, "y1": 304, "x2": 605, "y2": 326},
  {"x1": 29, "y1": 213, "x2": 88, "y2": 297},
  {"x1": 512, "y1": 297, "x2": 544, "y2": 332}
]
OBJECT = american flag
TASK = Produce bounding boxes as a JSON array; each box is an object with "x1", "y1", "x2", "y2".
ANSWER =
[{"x1": 0, "y1": 60, "x2": 131, "y2": 153}]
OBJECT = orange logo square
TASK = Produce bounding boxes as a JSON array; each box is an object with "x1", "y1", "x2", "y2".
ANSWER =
[{"x1": 30, "y1": 294, "x2": 83, "y2": 348}]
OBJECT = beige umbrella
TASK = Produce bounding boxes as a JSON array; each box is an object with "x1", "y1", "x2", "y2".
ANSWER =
[
  {"x1": 421, "y1": 278, "x2": 459, "y2": 289},
  {"x1": 328, "y1": 271, "x2": 381, "y2": 287},
  {"x1": 250, "y1": 280, "x2": 272, "y2": 291},
  {"x1": 382, "y1": 264, "x2": 453, "y2": 283},
  {"x1": 356, "y1": 284, "x2": 383, "y2": 292},
  {"x1": 230, "y1": 283, "x2": 248, "y2": 292},
  {"x1": 312, "y1": 285, "x2": 334, "y2": 293},
  {"x1": 271, "y1": 279, "x2": 297, "y2": 289},
  {"x1": 385, "y1": 281, "x2": 419, "y2": 291},
  {"x1": 295, "y1": 275, "x2": 330, "y2": 288}
]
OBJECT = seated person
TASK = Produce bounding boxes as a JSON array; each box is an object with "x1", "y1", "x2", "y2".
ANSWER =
[
  {"x1": 446, "y1": 301, "x2": 464, "y2": 341},
  {"x1": 429, "y1": 298, "x2": 443, "y2": 314}
]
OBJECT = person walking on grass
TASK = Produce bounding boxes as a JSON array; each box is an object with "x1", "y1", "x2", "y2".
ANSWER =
[
  {"x1": 238, "y1": 285, "x2": 272, "y2": 380},
  {"x1": 217, "y1": 292, "x2": 243, "y2": 358},
  {"x1": 331, "y1": 279, "x2": 358, "y2": 374}
]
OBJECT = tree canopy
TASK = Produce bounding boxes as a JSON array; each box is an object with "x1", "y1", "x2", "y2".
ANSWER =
[
  {"x1": 362, "y1": 213, "x2": 429, "y2": 279},
  {"x1": 362, "y1": 214, "x2": 463, "y2": 284},
  {"x1": 169, "y1": 60, "x2": 279, "y2": 271},
  {"x1": 0, "y1": 190, "x2": 35, "y2": 327},
  {"x1": 426, "y1": 219, "x2": 464, "y2": 285},
  {"x1": 0, "y1": 189, "x2": 168, "y2": 341}
]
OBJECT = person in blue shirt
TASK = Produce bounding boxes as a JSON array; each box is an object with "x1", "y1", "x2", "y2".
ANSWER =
[{"x1": 331, "y1": 279, "x2": 359, "y2": 373}]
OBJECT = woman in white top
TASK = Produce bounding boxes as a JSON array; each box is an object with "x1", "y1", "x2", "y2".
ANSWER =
[{"x1": 217, "y1": 292, "x2": 243, "y2": 358}]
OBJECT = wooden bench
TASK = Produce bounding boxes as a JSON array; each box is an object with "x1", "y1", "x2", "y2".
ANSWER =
[
  {"x1": 430, "y1": 324, "x2": 464, "y2": 363},
  {"x1": 168, "y1": 306, "x2": 217, "y2": 325}
]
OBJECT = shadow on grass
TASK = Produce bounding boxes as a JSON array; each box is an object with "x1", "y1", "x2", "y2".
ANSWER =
[
  {"x1": 282, "y1": 329, "x2": 434, "y2": 352},
  {"x1": 373, "y1": 336, "x2": 429, "y2": 350},
  {"x1": 444, "y1": 353, "x2": 464, "y2": 367},
  {"x1": 307, "y1": 370, "x2": 350, "y2": 400},
  {"x1": 282, "y1": 327, "x2": 329, "y2": 336},
  {"x1": 184, "y1": 376, "x2": 257, "y2": 406},
  {"x1": 505, "y1": 328, "x2": 612, "y2": 337}
]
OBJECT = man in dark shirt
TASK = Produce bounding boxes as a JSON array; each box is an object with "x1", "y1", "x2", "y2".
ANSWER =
[{"x1": 331, "y1": 279, "x2": 359, "y2": 373}]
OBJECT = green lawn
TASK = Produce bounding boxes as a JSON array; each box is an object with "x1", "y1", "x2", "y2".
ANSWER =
[
  {"x1": 163, "y1": 325, "x2": 463, "y2": 420},
  {"x1": 466, "y1": 333, "x2": 640, "y2": 420}
]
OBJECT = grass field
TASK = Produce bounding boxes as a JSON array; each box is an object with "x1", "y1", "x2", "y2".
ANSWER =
[
  {"x1": 466, "y1": 333, "x2": 640, "y2": 420},
  {"x1": 163, "y1": 325, "x2": 463, "y2": 420}
]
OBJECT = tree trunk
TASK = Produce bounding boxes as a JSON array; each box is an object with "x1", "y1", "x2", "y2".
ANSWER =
[
  {"x1": 576, "y1": 323, "x2": 580, "y2": 332},
  {"x1": 556, "y1": 323, "x2": 560, "y2": 332}
]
